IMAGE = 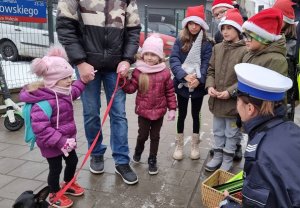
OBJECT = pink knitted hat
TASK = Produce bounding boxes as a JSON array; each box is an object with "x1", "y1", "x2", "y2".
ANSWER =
[
  {"x1": 31, "y1": 45, "x2": 74, "y2": 88},
  {"x1": 141, "y1": 35, "x2": 164, "y2": 59}
]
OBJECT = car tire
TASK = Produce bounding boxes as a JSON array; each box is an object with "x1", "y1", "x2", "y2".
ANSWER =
[{"x1": 0, "y1": 40, "x2": 19, "y2": 61}]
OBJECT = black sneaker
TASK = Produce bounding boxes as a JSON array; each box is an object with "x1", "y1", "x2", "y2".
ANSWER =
[
  {"x1": 90, "y1": 155, "x2": 104, "y2": 174},
  {"x1": 115, "y1": 164, "x2": 138, "y2": 185},
  {"x1": 148, "y1": 156, "x2": 158, "y2": 175},
  {"x1": 132, "y1": 152, "x2": 141, "y2": 163}
]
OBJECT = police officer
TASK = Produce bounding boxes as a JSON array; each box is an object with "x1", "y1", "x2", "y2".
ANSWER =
[{"x1": 220, "y1": 63, "x2": 300, "y2": 207}]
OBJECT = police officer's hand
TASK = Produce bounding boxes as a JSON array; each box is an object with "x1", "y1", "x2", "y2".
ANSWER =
[
  {"x1": 117, "y1": 61, "x2": 130, "y2": 78},
  {"x1": 77, "y1": 62, "x2": 96, "y2": 83}
]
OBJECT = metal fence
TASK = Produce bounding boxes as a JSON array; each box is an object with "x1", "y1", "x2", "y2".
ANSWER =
[{"x1": 0, "y1": 0, "x2": 56, "y2": 90}]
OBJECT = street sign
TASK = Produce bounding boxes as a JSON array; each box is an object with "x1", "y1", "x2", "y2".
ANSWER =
[{"x1": 0, "y1": 0, "x2": 47, "y2": 23}]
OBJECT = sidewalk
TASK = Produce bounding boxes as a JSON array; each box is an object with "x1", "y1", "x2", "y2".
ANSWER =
[{"x1": 0, "y1": 93, "x2": 298, "y2": 207}]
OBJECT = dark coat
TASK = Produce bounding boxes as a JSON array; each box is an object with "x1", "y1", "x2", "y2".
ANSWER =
[
  {"x1": 241, "y1": 106, "x2": 300, "y2": 207},
  {"x1": 206, "y1": 40, "x2": 247, "y2": 118},
  {"x1": 169, "y1": 37, "x2": 213, "y2": 99},
  {"x1": 122, "y1": 68, "x2": 177, "y2": 120},
  {"x1": 56, "y1": 0, "x2": 141, "y2": 72}
]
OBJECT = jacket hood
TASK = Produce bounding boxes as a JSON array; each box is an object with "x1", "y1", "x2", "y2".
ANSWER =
[{"x1": 19, "y1": 87, "x2": 56, "y2": 103}]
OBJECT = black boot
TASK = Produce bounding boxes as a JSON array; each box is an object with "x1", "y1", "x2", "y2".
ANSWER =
[
  {"x1": 148, "y1": 155, "x2": 158, "y2": 175},
  {"x1": 233, "y1": 144, "x2": 243, "y2": 161},
  {"x1": 132, "y1": 150, "x2": 142, "y2": 163}
]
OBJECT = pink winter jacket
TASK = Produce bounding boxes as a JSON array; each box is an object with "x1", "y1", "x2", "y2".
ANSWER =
[
  {"x1": 122, "y1": 67, "x2": 177, "y2": 120},
  {"x1": 19, "y1": 80, "x2": 85, "y2": 158}
]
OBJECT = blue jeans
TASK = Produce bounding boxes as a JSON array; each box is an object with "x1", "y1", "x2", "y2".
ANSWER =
[{"x1": 76, "y1": 69, "x2": 129, "y2": 165}]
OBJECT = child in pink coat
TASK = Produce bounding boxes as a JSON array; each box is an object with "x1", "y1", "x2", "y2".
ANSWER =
[
  {"x1": 122, "y1": 35, "x2": 177, "y2": 175},
  {"x1": 19, "y1": 45, "x2": 95, "y2": 207}
]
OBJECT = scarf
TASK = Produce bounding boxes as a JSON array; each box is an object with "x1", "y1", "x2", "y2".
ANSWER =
[{"x1": 135, "y1": 60, "x2": 166, "y2": 74}]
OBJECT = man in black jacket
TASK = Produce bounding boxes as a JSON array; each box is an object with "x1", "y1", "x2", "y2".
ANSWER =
[{"x1": 56, "y1": 0, "x2": 141, "y2": 185}]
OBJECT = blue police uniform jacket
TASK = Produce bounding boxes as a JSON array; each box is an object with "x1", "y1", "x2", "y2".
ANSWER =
[{"x1": 241, "y1": 106, "x2": 300, "y2": 207}]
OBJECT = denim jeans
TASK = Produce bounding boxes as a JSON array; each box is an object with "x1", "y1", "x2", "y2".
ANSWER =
[
  {"x1": 212, "y1": 116, "x2": 241, "y2": 154},
  {"x1": 76, "y1": 69, "x2": 129, "y2": 165}
]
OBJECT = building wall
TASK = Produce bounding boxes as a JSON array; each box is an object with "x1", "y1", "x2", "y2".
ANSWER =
[
  {"x1": 137, "y1": 0, "x2": 205, "y2": 24},
  {"x1": 239, "y1": 0, "x2": 275, "y2": 17}
]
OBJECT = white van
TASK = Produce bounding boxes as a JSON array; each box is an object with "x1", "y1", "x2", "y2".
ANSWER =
[{"x1": 0, "y1": 13, "x2": 57, "y2": 61}]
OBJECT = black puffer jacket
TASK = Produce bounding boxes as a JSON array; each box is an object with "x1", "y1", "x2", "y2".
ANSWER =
[{"x1": 56, "y1": 0, "x2": 141, "y2": 72}]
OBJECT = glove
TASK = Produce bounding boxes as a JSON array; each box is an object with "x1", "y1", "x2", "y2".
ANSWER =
[
  {"x1": 167, "y1": 110, "x2": 176, "y2": 121},
  {"x1": 61, "y1": 138, "x2": 77, "y2": 157}
]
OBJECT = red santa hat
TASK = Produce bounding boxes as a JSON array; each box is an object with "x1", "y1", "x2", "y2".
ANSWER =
[
  {"x1": 182, "y1": 5, "x2": 209, "y2": 30},
  {"x1": 211, "y1": 0, "x2": 234, "y2": 11},
  {"x1": 218, "y1": 8, "x2": 244, "y2": 32},
  {"x1": 242, "y1": 8, "x2": 283, "y2": 42},
  {"x1": 272, "y1": 0, "x2": 296, "y2": 24}
]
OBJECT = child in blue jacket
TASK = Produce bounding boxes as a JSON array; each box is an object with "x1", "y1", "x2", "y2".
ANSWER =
[{"x1": 170, "y1": 5, "x2": 212, "y2": 160}]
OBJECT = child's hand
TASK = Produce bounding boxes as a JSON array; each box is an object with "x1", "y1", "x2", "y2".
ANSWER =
[
  {"x1": 167, "y1": 110, "x2": 176, "y2": 121},
  {"x1": 208, "y1": 87, "x2": 219, "y2": 97},
  {"x1": 61, "y1": 138, "x2": 77, "y2": 157},
  {"x1": 217, "y1": 91, "x2": 230, "y2": 99},
  {"x1": 188, "y1": 78, "x2": 200, "y2": 89},
  {"x1": 184, "y1": 74, "x2": 195, "y2": 83}
]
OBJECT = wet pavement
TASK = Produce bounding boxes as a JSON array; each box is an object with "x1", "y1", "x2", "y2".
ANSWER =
[{"x1": 0, "y1": 92, "x2": 299, "y2": 208}]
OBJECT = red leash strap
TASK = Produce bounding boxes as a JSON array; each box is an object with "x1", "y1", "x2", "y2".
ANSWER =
[{"x1": 52, "y1": 74, "x2": 126, "y2": 203}]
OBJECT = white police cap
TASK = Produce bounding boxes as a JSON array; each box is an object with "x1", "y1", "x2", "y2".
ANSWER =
[{"x1": 234, "y1": 63, "x2": 293, "y2": 101}]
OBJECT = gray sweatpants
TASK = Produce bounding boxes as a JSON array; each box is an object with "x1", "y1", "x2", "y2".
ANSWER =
[{"x1": 212, "y1": 116, "x2": 241, "y2": 154}]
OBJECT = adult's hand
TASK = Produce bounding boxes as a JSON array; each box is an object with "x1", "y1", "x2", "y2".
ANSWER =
[
  {"x1": 117, "y1": 61, "x2": 131, "y2": 78},
  {"x1": 77, "y1": 62, "x2": 95, "y2": 83}
]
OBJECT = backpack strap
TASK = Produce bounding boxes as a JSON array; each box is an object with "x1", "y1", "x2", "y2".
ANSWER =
[
  {"x1": 23, "y1": 101, "x2": 52, "y2": 150},
  {"x1": 36, "y1": 100, "x2": 52, "y2": 118}
]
